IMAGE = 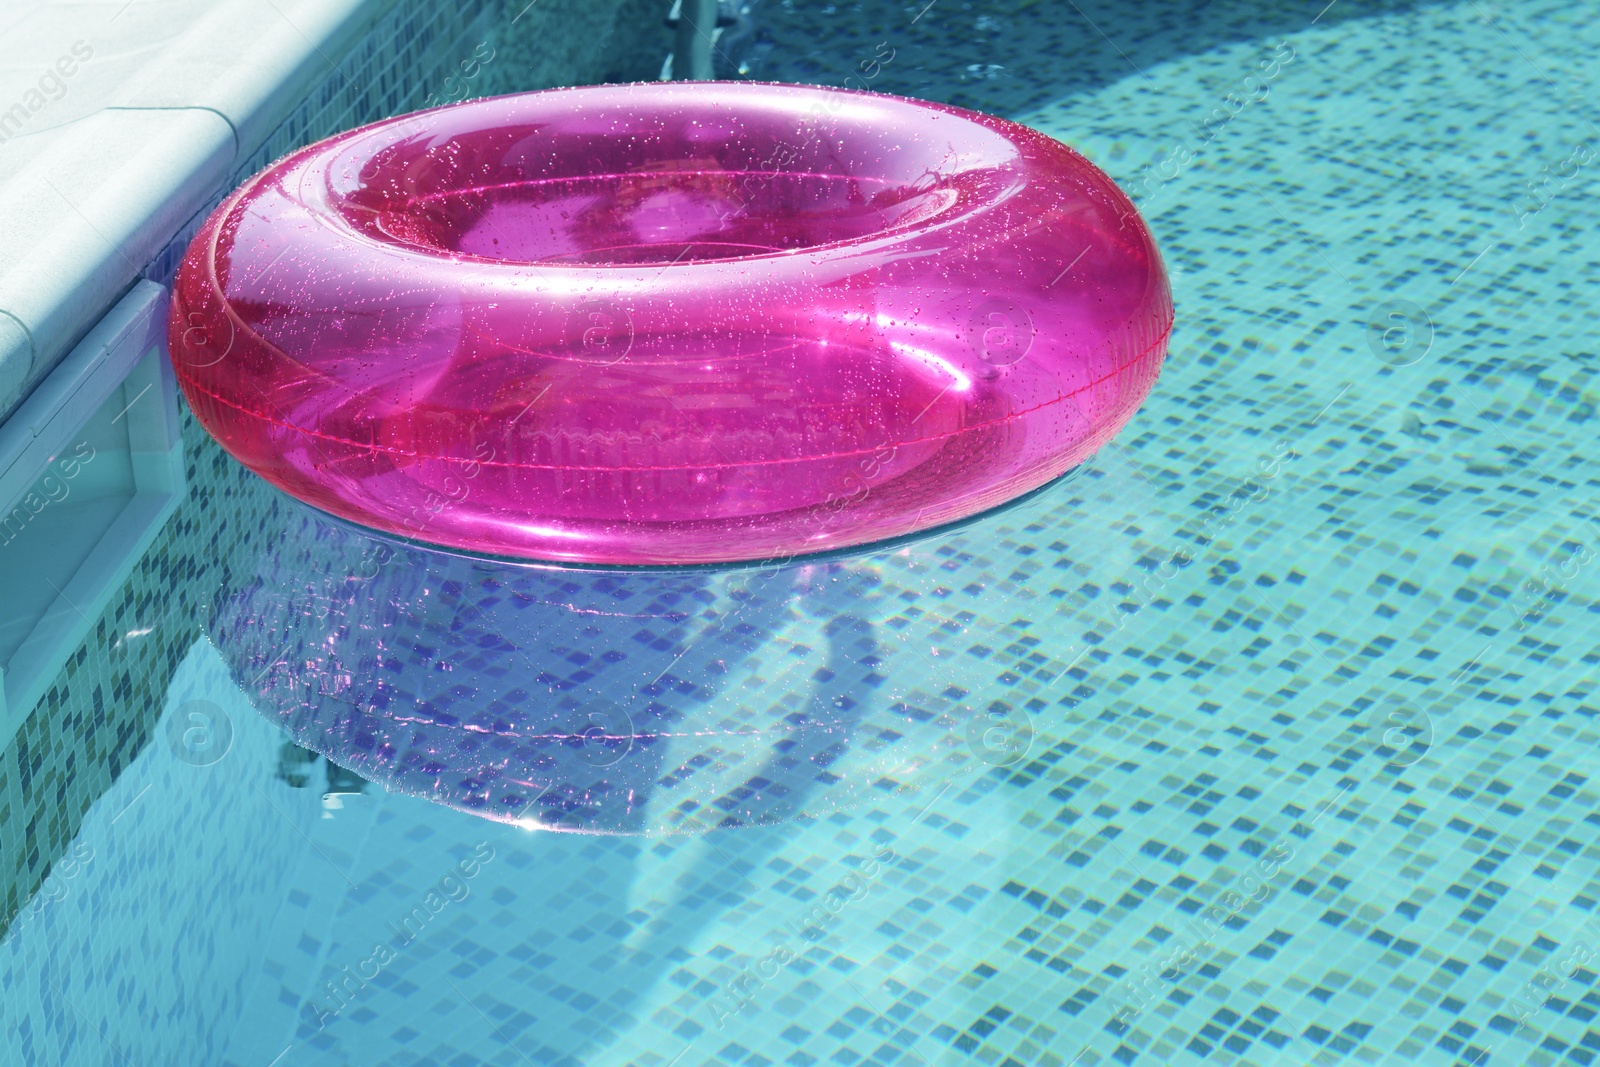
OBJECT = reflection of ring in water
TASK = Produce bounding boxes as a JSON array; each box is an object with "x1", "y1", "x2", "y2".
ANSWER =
[{"x1": 210, "y1": 498, "x2": 971, "y2": 834}]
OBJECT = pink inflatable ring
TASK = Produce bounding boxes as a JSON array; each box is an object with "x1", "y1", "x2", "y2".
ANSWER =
[{"x1": 170, "y1": 82, "x2": 1171, "y2": 566}]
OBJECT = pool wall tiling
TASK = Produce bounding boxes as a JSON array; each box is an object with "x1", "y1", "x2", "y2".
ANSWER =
[
  {"x1": 6, "y1": 0, "x2": 1600, "y2": 1065},
  {"x1": 1, "y1": 641, "x2": 314, "y2": 1067},
  {"x1": 0, "y1": 0, "x2": 654, "y2": 973},
  {"x1": 0, "y1": 404, "x2": 279, "y2": 954}
]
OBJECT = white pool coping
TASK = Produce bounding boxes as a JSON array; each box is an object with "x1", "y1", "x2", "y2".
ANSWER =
[{"x1": 0, "y1": 0, "x2": 404, "y2": 424}]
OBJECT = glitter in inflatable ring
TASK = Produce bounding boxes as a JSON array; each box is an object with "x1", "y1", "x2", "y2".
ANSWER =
[{"x1": 169, "y1": 82, "x2": 1172, "y2": 566}]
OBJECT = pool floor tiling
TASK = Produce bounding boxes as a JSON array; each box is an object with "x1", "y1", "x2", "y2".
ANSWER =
[{"x1": 6, "y1": 0, "x2": 1600, "y2": 1065}]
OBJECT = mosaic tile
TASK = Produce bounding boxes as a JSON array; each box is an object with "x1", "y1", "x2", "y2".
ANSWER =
[
  {"x1": 8, "y1": 0, "x2": 1600, "y2": 1065},
  {"x1": 0, "y1": 0, "x2": 669, "y2": 946}
]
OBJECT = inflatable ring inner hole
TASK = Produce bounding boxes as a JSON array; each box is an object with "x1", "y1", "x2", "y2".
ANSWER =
[{"x1": 331, "y1": 107, "x2": 1006, "y2": 267}]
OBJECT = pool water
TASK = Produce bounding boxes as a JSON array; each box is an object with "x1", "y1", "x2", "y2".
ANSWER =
[{"x1": 6, "y1": 1, "x2": 1600, "y2": 1064}]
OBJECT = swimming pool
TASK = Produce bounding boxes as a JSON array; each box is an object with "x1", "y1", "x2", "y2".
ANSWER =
[{"x1": 4, "y1": 0, "x2": 1600, "y2": 1064}]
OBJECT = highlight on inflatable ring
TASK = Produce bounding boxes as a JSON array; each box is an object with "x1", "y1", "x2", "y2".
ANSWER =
[{"x1": 169, "y1": 82, "x2": 1171, "y2": 566}]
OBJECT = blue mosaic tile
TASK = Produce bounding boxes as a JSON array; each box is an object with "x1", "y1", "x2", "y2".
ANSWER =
[{"x1": 8, "y1": 0, "x2": 1600, "y2": 1065}]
